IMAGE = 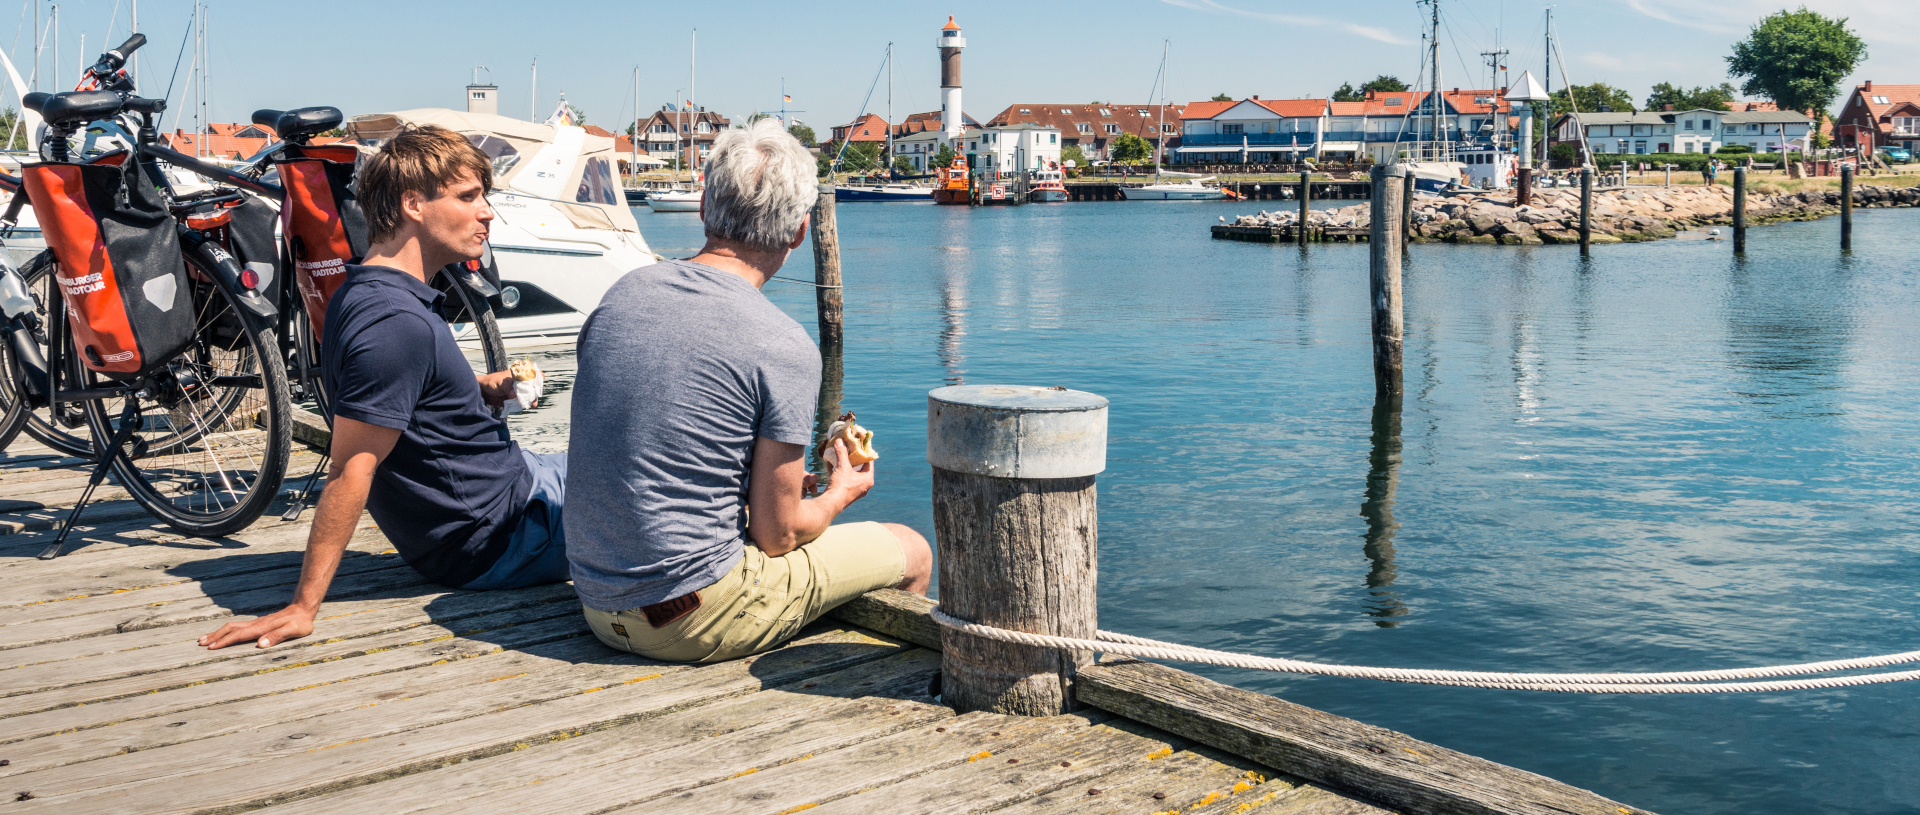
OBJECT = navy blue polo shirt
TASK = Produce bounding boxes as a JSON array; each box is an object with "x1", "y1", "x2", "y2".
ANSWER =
[{"x1": 320, "y1": 264, "x2": 531, "y2": 587}]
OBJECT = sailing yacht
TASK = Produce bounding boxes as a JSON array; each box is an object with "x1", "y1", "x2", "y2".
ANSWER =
[
  {"x1": 347, "y1": 109, "x2": 658, "y2": 346},
  {"x1": 832, "y1": 43, "x2": 932, "y2": 202},
  {"x1": 1119, "y1": 41, "x2": 1228, "y2": 202}
]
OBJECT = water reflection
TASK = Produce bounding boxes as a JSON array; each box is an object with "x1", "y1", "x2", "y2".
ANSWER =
[
  {"x1": 1360, "y1": 389, "x2": 1408, "y2": 626},
  {"x1": 1720, "y1": 249, "x2": 1853, "y2": 413},
  {"x1": 938, "y1": 266, "x2": 968, "y2": 385}
]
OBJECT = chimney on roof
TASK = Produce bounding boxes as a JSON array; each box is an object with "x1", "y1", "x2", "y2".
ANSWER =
[
  {"x1": 1864, "y1": 80, "x2": 1872, "y2": 91},
  {"x1": 1252, "y1": 95, "x2": 1259, "y2": 100},
  {"x1": 1663, "y1": 104, "x2": 1675, "y2": 111}
]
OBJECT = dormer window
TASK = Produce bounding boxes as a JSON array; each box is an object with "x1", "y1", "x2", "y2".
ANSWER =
[
  {"x1": 1076, "y1": 123, "x2": 1091, "y2": 133},
  {"x1": 1104, "y1": 123, "x2": 1119, "y2": 134}
]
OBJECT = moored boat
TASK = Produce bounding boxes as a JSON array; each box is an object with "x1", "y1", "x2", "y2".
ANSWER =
[
  {"x1": 932, "y1": 155, "x2": 972, "y2": 205},
  {"x1": 647, "y1": 189, "x2": 702, "y2": 212},
  {"x1": 835, "y1": 178, "x2": 933, "y2": 201},
  {"x1": 1029, "y1": 166, "x2": 1068, "y2": 202},
  {"x1": 1120, "y1": 177, "x2": 1229, "y2": 201}
]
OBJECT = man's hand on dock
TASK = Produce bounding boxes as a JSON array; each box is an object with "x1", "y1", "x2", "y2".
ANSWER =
[{"x1": 198, "y1": 604, "x2": 317, "y2": 649}]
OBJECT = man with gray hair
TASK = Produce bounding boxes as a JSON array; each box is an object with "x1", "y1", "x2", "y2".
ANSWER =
[{"x1": 564, "y1": 119, "x2": 931, "y2": 664}]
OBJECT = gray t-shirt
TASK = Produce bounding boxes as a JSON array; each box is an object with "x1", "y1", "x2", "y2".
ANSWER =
[{"x1": 565, "y1": 259, "x2": 822, "y2": 611}]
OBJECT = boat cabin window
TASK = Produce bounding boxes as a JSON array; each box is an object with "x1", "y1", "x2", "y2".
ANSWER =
[
  {"x1": 576, "y1": 156, "x2": 619, "y2": 206},
  {"x1": 466, "y1": 134, "x2": 521, "y2": 180}
]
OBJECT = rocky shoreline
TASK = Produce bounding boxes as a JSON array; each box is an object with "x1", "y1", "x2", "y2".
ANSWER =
[{"x1": 1224, "y1": 183, "x2": 1920, "y2": 245}]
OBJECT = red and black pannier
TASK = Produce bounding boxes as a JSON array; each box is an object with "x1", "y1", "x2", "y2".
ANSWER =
[
  {"x1": 21, "y1": 153, "x2": 194, "y2": 380},
  {"x1": 273, "y1": 143, "x2": 367, "y2": 341}
]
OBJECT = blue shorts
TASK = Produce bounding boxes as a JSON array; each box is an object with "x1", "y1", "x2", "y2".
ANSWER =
[{"x1": 461, "y1": 449, "x2": 569, "y2": 591}]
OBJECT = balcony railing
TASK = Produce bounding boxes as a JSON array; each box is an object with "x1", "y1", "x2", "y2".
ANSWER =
[{"x1": 1179, "y1": 132, "x2": 1316, "y2": 146}]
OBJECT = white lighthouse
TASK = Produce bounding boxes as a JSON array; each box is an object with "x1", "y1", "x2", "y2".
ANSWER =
[{"x1": 938, "y1": 16, "x2": 965, "y2": 140}]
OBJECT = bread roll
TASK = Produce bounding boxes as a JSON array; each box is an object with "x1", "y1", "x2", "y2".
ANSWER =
[{"x1": 816, "y1": 411, "x2": 878, "y2": 467}]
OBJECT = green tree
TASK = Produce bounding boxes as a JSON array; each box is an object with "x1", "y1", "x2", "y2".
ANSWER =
[
  {"x1": 1111, "y1": 132, "x2": 1152, "y2": 164},
  {"x1": 1060, "y1": 144, "x2": 1088, "y2": 168},
  {"x1": 1645, "y1": 82, "x2": 1737, "y2": 111},
  {"x1": 1360, "y1": 75, "x2": 1407, "y2": 94},
  {"x1": 892, "y1": 156, "x2": 918, "y2": 176},
  {"x1": 1331, "y1": 83, "x2": 1363, "y2": 103},
  {"x1": 1726, "y1": 8, "x2": 1866, "y2": 115},
  {"x1": 1809, "y1": 112, "x2": 1832, "y2": 149},
  {"x1": 787, "y1": 124, "x2": 817, "y2": 146},
  {"x1": 1551, "y1": 82, "x2": 1636, "y2": 115},
  {"x1": 932, "y1": 144, "x2": 957, "y2": 168},
  {"x1": 1210, "y1": 93, "x2": 1233, "y2": 102}
]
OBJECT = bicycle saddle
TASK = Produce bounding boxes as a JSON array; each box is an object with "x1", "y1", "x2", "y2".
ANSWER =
[
  {"x1": 27, "y1": 90, "x2": 125, "y2": 127},
  {"x1": 254, "y1": 107, "x2": 343, "y2": 141}
]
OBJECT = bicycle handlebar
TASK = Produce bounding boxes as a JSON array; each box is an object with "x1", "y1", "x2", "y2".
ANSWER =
[
  {"x1": 143, "y1": 143, "x2": 284, "y2": 202},
  {"x1": 103, "y1": 34, "x2": 145, "y2": 71}
]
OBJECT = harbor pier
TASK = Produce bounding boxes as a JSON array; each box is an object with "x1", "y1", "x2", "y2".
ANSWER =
[{"x1": 0, "y1": 405, "x2": 1658, "y2": 814}]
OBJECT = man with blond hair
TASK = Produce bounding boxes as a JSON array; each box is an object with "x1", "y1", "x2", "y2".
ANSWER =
[
  {"x1": 567, "y1": 119, "x2": 931, "y2": 664},
  {"x1": 200, "y1": 126, "x2": 569, "y2": 651}
]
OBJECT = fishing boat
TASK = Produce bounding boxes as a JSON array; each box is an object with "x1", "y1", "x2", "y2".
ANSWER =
[
  {"x1": 347, "y1": 108, "x2": 659, "y2": 346},
  {"x1": 932, "y1": 155, "x2": 972, "y2": 204},
  {"x1": 1028, "y1": 166, "x2": 1068, "y2": 202}
]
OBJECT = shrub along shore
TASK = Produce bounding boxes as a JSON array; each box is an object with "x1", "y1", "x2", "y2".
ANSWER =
[{"x1": 1225, "y1": 182, "x2": 1920, "y2": 244}]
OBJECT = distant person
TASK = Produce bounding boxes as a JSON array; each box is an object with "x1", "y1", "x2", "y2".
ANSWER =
[
  {"x1": 199, "y1": 126, "x2": 569, "y2": 651},
  {"x1": 565, "y1": 118, "x2": 931, "y2": 664}
]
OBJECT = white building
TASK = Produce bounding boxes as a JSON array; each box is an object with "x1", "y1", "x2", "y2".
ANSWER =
[
  {"x1": 1555, "y1": 108, "x2": 1812, "y2": 155},
  {"x1": 891, "y1": 130, "x2": 943, "y2": 172},
  {"x1": 1176, "y1": 98, "x2": 1326, "y2": 164},
  {"x1": 952, "y1": 123, "x2": 1062, "y2": 173}
]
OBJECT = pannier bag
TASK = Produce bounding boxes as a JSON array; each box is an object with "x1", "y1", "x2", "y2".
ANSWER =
[
  {"x1": 21, "y1": 155, "x2": 194, "y2": 380},
  {"x1": 274, "y1": 143, "x2": 368, "y2": 341}
]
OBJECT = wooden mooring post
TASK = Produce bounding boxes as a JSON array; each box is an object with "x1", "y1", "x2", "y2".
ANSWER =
[
  {"x1": 1297, "y1": 171, "x2": 1310, "y2": 247},
  {"x1": 1578, "y1": 167, "x2": 1593, "y2": 257},
  {"x1": 1369, "y1": 166, "x2": 1405, "y2": 394},
  {"x1": 929, "y1": 385, "x2": 1107, "y2": 716},
  {"x1": 810, "y1": 184, "x2": 845, "y2": 345},
  {"x1": 1400, "y1": 170, "x2": 1415, "y2": 247},
  {"x1": 1840, "y1": 162, "x2": 1853, "y2": 252},
  {"x1": 1733, "y1": 167, "x2": 1747, "y2": 254}
]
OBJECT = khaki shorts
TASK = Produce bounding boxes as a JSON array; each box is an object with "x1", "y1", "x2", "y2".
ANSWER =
[{"x1": 582, "y1": 521, "x2": 907, "y2": 664}]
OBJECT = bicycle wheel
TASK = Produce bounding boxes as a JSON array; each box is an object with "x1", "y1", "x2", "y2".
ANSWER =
[
  {"x1": 0, "y1": 251, "x2": 95, "y2": 458},
  {"x1": 433, "y1": 266, "x2": 510, "y2": 376},
  {"x1": 288, "y1": 300, "x2": 329, "y2": 420},
  {"x1": 79, "y1": 264, "x2": 293, "y2": 537}
]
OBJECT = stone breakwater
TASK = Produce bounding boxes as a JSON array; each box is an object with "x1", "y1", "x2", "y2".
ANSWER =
[{"x1": 1224, "y1": 183, "x2": 1920, "y2": 245}]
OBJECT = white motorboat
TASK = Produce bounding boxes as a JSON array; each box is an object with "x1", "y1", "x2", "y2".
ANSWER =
[
  {"x1": 1120, "y1": 178, "x2": 1229, "y2": 201},
  {"x1": 348, "y1": 109, "x2": 658, "y2": 347},
  {"x1": 647, "y1": 189, "x2": 703, "y2": 212}
]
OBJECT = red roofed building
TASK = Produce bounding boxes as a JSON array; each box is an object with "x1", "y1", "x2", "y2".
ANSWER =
[
  {"x1": 1177, "y1": 97, "x2": 1327, "y2": 163},
  {"x1": 981, "y1": 103, "x2": 1181, "y2": 160},
  {"x1": 1834, "y1": 81, "x2": 1920, "y2": 154},
  {"x1": 1354, "y1": 88, "x2": 1516, "y2": 162},
  {"x1": 830, "y1": 113, "x2": 891, "y2": 145},
  {"x1": 160, "y1": 122, "x2": 319, "y2": 161}
]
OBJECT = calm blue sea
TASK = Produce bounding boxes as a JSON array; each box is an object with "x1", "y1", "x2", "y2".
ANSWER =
[{"x1": 510, "y1": 198, "x2": 1920, "y2": 815}]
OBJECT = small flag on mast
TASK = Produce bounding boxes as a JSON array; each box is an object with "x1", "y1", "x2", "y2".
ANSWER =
[{"x1": 784, "y1": 95, "x2": 792, "y2": 103}]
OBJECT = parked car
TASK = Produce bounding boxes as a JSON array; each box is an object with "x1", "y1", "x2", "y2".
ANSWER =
[{"x1": 1878, "y1": 147, "x2": 1912, "y2": 164}]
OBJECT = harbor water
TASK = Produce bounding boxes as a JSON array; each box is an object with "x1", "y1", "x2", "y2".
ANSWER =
[{"x1": 509, "y1": 199, "x2": 1920, "y2": 815}]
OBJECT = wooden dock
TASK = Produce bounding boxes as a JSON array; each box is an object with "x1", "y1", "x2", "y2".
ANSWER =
[{"x1": 0, "y1": 431, "x2": 1653, "y2": 815}]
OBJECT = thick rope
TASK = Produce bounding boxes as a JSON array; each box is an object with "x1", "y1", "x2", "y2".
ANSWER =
[{"x1": 931, "y1": 608, "x2": 1920, "y2": 694}]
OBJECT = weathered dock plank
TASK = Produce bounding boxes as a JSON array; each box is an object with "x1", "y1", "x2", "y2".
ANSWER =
[{"x1": 1078, "y1": 658, "x2": 1654, "y2": 815}]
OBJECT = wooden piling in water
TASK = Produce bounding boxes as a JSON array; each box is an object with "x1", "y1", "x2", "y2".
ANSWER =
[
  {"x1": 1369, "y1": 166, "x2": 1405, "y2": 395},
  {"x1": 1297, "y1": 171, "x2": 1310, "y2": 247},
  {"x1": 809, "y1": 184, "x2": 845, "y2": 346},
  {"x1": 1840, "y1": 162, "x2": 1853, "y2": 252},
  {"x1": 1578, "y1": 167, "x2": 1593, "y2": 257},
  {"x1": 928, "y1": 385, "x2": 1107, "y2": 717},
  {"x1": 1733, "y1": 167, "x2": 1747, "y2": 254},
  {"x1": 1400, "y1": 170, "x2": 1415, "y2": 248}
]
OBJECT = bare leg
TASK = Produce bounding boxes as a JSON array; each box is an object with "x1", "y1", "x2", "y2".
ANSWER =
[{"x1": 882, "y1": 522, "x2": 932, "y2": 596}]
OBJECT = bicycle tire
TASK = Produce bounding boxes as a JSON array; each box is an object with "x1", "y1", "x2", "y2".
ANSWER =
[
  {"x1": 434, "y1": 265, "x2": 510, "y2": 376},
  {"x1": 0, "y1": 251, "x2": 94, "y2": 458},
  {"x1": 0, "y1": 365, "x2": 29, "y2": 452},
  {"x1": 289, "y1": 301, "x2": 330, "y2": 422},
  {"x1": 80, "y1": 259, "x2": 293, "y2": 537}
]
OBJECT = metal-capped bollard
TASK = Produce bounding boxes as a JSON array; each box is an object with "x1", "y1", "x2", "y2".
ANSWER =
[{"x1": 928, "y1": 385, "x2": 1106, "y2": 716}]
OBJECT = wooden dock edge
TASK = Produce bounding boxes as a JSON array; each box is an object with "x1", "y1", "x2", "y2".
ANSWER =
[{"x1": 829, "y1": 589, "x2": 1657, "y2": 815}]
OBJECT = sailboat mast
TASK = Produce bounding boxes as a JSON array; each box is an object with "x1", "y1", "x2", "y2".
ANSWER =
[
  {"x1": 631, "y1": 65, "x2": 639, "y2": 186},
  {"x1": 886, "y1": 43, "x2": 892, "y2": 177},
  {"x1": 1154, "y1": 39, "x2": 1167, "y2": 178},
  {"x1": 690, "y1": 28, "x2": 697, "y2": 174},
  {"x1": 1430, "y1": 0, "x2": 1441, "y2": 161},
  {"x1": 51, "y1": 4, "x2": 57, "y2": 94},
  {"x1": 1542, "y1": 8, "x2": 1552, "y2": 170}
]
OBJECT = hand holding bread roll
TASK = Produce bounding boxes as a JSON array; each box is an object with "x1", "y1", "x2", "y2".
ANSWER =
[
  {"x1": 816, "y1": 411, "x2": 877, "y2": 468},
  {"x1": 500, "y1": 358, "x2": 544, "y2": 416}
]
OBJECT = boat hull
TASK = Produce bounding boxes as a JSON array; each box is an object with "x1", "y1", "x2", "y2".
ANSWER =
[
  {"x1": 933, "y1": 188, "x2": 971, "y2": 205},
  {"x1": 1119, "y1": 187, "x2": 1226, "y2": 201},
  {"x1": 647, "y1": 195, "x2": 702, "y2": 212},
  {"x1": 1029, "y1": 188, "x2": 1068, "y2": 202},
  {"x1": 834, "y1": 186, "x2": 933, "y2": 202}
]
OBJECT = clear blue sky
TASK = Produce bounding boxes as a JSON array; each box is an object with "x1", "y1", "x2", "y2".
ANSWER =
[{"x1": 3, "y1": 0, "x2": 1908, "y2": 132}]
